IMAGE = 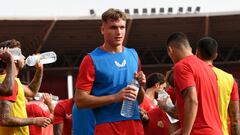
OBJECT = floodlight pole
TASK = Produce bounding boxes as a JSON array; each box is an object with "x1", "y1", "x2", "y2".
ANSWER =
[
  {"x1": 123, "y1": 18, "x2": 133, "y2": 46},
  {"x1": 204, "y1": 15, "x2": 209, "y2": 36}
]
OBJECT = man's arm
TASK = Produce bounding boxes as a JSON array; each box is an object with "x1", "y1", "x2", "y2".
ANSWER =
[
  {"x1": 0, "y1": 48, "x2": 16, "y2": 96},
  {"x1": 158, "y1": 99, "x2": 179, "y2": 119},
  {"x1": 0, "y1": 100, "x2": 51, "y2": 127},
  {"x1": 43, "y1": 93, "x2": 54, "y2": 113},
  {"x1": 181, "y1": 86, "x2": 198, "y2": 135},
  {"x1": 228, "y1": 100, "x2": 239, "y2": 135},
  {"x1": 54, "y1": 123, "x2": 63, "y2": 135},
  {"x1": 75, "y1": 89, "x2": 119, "y2": 109},
  {"x1": 137, "y1": 86, "x2": 145, "y2": 104},
  {"x1": 75, "y1": 85, "x2": 138, "y2": 109},
  {"x1": 135, "y1": 71, "x2": 146, "y2": 104},
  {"x1": 24, "y1": 63, "x2": 43, "y2": 97},
  {"x1": 43, "y1": 93, "x2": 54, "y2": 120}
]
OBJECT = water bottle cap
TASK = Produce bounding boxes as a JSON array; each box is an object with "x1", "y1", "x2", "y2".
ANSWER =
[
  {"x1": 128, "y1": 79, "x2": 140, "y2": 87},
  {"x1": 26, "y1": 55, "x2": 39, "y2": 66}
]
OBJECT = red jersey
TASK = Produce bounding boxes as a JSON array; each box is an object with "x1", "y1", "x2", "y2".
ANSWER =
[
  {"x1": 0, "y1": 80, "x2": 18, "y2": 102},
  {"x1": 26, "y1": 101, "x2": 51, "y2": 135},
  {"x1": 174, "y1": 55, "x2": 223, "y2": 135},
  {"x1": 139, "y1": 96, "x2": 170, "y2": 135},
  {"x1": 53, "y1": 98, "x2": 74, "y2": 135},
  {"x1": 139, "y1": 96, "x2": 157, "y2": 112},
  {"x1": 144, "y1": 108, "x2": 170, "y2": 135}
]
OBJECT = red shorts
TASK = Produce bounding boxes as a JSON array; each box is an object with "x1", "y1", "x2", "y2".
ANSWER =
[{"x1": 94, "y1": 120, "x2": 144, "y2": 135}]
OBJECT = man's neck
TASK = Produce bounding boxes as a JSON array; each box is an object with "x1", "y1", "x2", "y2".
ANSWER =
[
  {"x1": 102, "y1": 43, "x2": 123, "y2": 53},
  {"x1": 204, "y1": 60, "x2": 213, "y2": 65},
  {"x1": 145, "y1": 88, "x2": 156, "y2": 100},
  {"x1": 175, "y1": 50, "x2": 193, "y2": 63}
]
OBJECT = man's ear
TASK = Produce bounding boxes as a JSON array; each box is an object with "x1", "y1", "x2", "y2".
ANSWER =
[
  {"x1": 155, "y1": 82, "x2": 160, "y2": 89},
  {"x1": 167, "y1": 46, "x2": 173, "y2": 54},
  {"x1": 195, "y1": 49, "x2": 200, "y2": 57},
  {"x1": 213, "y1": 53, "x2": 218, "y2": 60},
  {"x1": 100, "y1": 25, "x2": 104, "y2": 35}
]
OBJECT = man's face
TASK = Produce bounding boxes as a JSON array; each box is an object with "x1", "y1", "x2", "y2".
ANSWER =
[
  {"x1": 101, "y1": 18, "x2": 126, "y2": 47},
  {"x1": 15, "y1": 49, "x2": 26, "y2": 70}
]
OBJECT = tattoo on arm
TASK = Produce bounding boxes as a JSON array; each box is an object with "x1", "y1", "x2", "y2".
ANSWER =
[
  {"x1": 181, "y1": 86, "x2": 198, "y2": 135},
  {"x1": 0, "y1": 61, "x2": 15, "y2": 96},
  {"x1": 228, "y1": 100, "x2": 239, "y2": 135},
  {"x1": 0, "y1": 101, "x2": 34, "y2": 127}
]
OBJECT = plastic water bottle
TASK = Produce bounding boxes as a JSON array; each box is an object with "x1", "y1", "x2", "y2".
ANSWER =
[
  {"x1": 9, "y1": 48, "x2": 22, "y2": 60},
  {"x1": 25, "y1": 51, "x2": 57, "y2": 66},
  {"x1": 158, "y1": 90, "x2": 174, "y2": 108},
  {"x1": 34, "y1": 92, "x2": 59, "y2": 101},
  {"x1": 120, "y1": 78, "x2": 140, "y2": 118},
  {"x1": 158, "y1": 90, "x2": 179, "y2": 123}
]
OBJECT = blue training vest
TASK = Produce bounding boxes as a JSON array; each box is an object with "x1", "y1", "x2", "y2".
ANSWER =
[
  {"x1": 72, "y1": 104, "x2": 95, "y2": 135},
  {"x1": 89, "y1": 47, "x2": 140, "y2": 124}
]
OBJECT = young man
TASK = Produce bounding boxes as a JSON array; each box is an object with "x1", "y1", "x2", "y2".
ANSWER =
[
  {"x1": 0, "y1": 39, "x2": 51, "y2": 135},
  {"x1": 26, "y1": 93, "x2": 54, "y2": 135},
  {"x1": 139, "y1": 72, "x2": 177, "y2": 135},
  {"x1": 166, "y1": 32, "x2": 223, "y2": 135},
  {"x1": 53, "y1": 98, "x2": 74, "y2": 135},
  {"x1": 196, "y1": 37, "x2": 239, "y2": 135},
  {"x1": 75, "y1": 8, "x2": 145, "y2": 135}
]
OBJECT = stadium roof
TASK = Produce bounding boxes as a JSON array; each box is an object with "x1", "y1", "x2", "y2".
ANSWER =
[{"x1": 0, "y1": 11, "x2": 240, "y2": 70}]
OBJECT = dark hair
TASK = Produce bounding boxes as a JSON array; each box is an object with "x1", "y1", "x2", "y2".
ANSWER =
[
  {"x1": 146, "y1": 72, "x2": 165, "y2": 89},
  {"x1": 0, "y1": 39, "x2": 21, "y2": 48},
  {"x1": 196, "y1": 37, "x2": 218, "y2": 61},
  {"x1": 0, "y1": 39, "x2": 21, "y2": 69},
  {"x1": 165, "y1": 70, "x2": 174, "y2": 87},
  {"x1": 101, "y1": 8, "x2": 127, "y2": 23},
  {"x1": 166, "y1": 32, "x2": 190, "y2": 48}
]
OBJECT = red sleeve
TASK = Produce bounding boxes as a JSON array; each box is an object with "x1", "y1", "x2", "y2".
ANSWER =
[
  {"x1": 26, "y1": 104, "x2": 50, "y2": 117},
  {"x1": 75, "y1": 54, "x2": 95, "y2": 92},
  {"x1": 138, "y1": 57, "x2": 141, "y2": 72},
  {"x1": 174, "y1": 63, "x2": 195, "y2": 93},
  {"x1": 230, "y1": 81, "x2": 239, "y2": 101},
  {"x1": 53, "y1": 101, "x2": 65, "y2": 124},
  {"x1": 0, "y1": 80, "x2": 18, "y2": 102},
  {"x1": 139, "y1": 97, "x2": 149, "y2": 111}
]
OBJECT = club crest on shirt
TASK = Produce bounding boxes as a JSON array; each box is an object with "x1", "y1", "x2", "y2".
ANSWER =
[
  {"x1": 114, "y1": 59, "x2": 126, "y2": 68},
  {"x1": 157, "y1": 121, "x2": 164, "y2": 128},
  {"x1": 65, "y1": 114, "x2": 72, "y2": 120}
]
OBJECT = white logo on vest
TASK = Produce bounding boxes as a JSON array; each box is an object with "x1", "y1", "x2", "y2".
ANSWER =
[{"x1": 114, "y1": 59, "x2": 126, "y2": 68}]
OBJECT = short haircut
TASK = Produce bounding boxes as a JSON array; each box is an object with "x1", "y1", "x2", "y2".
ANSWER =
[
  {"x1": 0, "y1": 39, "x2": 21, "y2": 69},
  {"x1": 165, "y1": 70, "x2": 174, "y2": 87},
  {"x1": 166, "y1": 32, "x2": 190, "y2": 48},
  {"x1": 146, "y1": 72, "x2": 165, "y2": 89},
  {"x1": 0, "y1": 39, "x2": 21, "y2": 48},
  {"x1": 101, "y1": 8, "x2": 127, "y2": 23},
  {"x1": 196, "y1": 37, "x2": 218, "y2": 61}
]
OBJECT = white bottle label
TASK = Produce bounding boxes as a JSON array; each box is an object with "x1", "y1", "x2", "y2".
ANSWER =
[{"x1": 127, "y1": 84, "x2": 139, "y2": 96}]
